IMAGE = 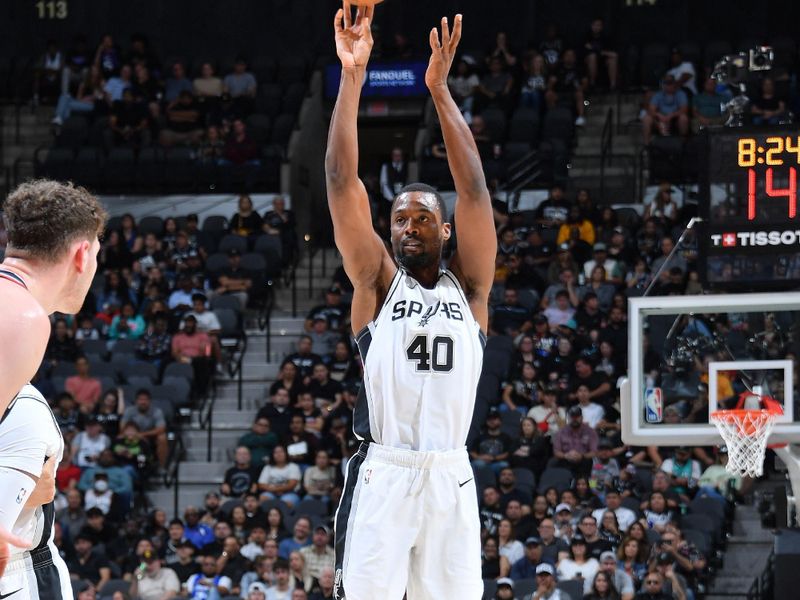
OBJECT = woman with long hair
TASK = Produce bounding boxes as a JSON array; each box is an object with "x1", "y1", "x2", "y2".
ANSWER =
[
  {"x1": 497, "y1": 518, "x2": 525, "y2": 566},
  {"x1": 616, "y1": 536, "x2": 648, "y2": 589},
  {"x1": 502, "y1": 363, "x2": 539, "y2": 414},
  {"x1": 230, "y1": 505, "x2": 250, "y2": 539},
  {"x1": 573, "y1": 477, "x2": 603, "y2": 510},
  {"x1": 289, "y1": 550, "x2": 313, "y2": 591},
  {"x1": 269, "y1": 360, "x2": 301, "y2": 404},
  {"x1": 584, "y1": 570, "x2": 621, "y2": 600},
  {"x1": 100, "y1": 228, "x2": 134, "y2": 271},
  {"x1": 265, "y1": 507, "x2": 289, "y2": 542},
  {"x1": 329, "y1": 340, "x2": 360, "y2": 383},
  {"x1": 509, "y1": 335, "x2": 537, "y2": 378},
  {"x1": 120, "y1": 213, "x2": 143, "y2": 254},
  {"x1": 641, "y1": 491, "x2": 676, "y2": 533},
  {"x1": 481, "y1": 536, "x2": 510, "y2": 579},
  {"x1": 258, "y1": 445, "x2": 301, "y2": 507},
  {"x1": 530, "y1": 495, "x2": 552, "y2": 527},
  {"x1": 599, "y1": 510, "x2": 622, "y2": 548},
  {"x1": 509, "y1": 417, "x2": 550, "y2": 480},
  {"x1": 544, "y1": 486, "x2": 559, "y2": 511}
]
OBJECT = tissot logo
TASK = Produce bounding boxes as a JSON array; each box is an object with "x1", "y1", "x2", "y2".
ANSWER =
[{"x1": 711, "y1": 230, "x2": 800, "y2": 248}]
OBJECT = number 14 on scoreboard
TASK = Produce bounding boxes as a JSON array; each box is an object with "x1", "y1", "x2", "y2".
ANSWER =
[{"x1": 746, "y1": 167, "x2": 797, "y2": 221}]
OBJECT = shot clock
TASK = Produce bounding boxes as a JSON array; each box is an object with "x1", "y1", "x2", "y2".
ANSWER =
[{"x1": 699, "y1": 127, "x2": 800, "y2": 289}]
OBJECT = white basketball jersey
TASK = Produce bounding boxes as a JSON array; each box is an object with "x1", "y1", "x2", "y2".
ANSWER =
[
  {"x1": 0, "y1": 384, "x2": 64, "y2": 557},
  {"x1": 354, "y1": 268, "x2": 486, "y2": 451}
]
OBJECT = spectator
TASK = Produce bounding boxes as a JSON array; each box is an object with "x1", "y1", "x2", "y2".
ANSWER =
[
  {"x1": 558, "y1": 206, "x2": 597, "y2": 247},
  {"x1": 257, "y1": 388, "x2": 294, "y2": 441},
  {"x1": 448, "y1": 59, "x2": 480, "y2": 116},
  {"x1": 239, "y1": 416, "x2": 279, "y2": 467},
  {"x1": 71, "y1": 415, "x2": 111, "y2": 468},
  {"x1": 113, "y1": 421, "x2": 151, "y2": 476},
  {"x1": 242, "y1": 492, "x2": 266, "y2": 531},
  {"x1": 217, "y1": 536, "x2": 250, "y2": 595},
  {"x1": 183, "y1": 506, "x2": 214, "y2": 550},
  {"x1": 558, "y1": 535, "x2": 600, "y2": 595},
  {"x1": 278, "y1": 517, "x2": 312, "y2": 560},
  {"x1": 52, "y1": 64, "x2": 108, "y2": 126},
  {"x1": 583, "y1": 18, "x2": 618, "y2": 90},
  {"x1": 482, "y1": 536, "x2": 510, "y2": 579},
  {"x1": 67, "y1": 532, "x2": 113, "y2": 592},
  {"x1": 57, "y1": 488, "x2": 87, "y2": 542},
  {"x1": 213, "y1": 248, "x2": 253, "y2": 310},
  {"x1": 491, "y1": 288, "x2": 534, "y2": 337},
  {"x1": 543, "y1": 290, "x2": 576, "y2": 329},
  {"x1": 309, "y1": 566, "x2": 335, "y2": 600},
  {"x1": 83, "y1": 471, "x2": 125, "y2": 519},
  {"x1": 262, "y1": 196, "x2": 298, "y2": 266},
  {"x1": 136, "y1": 314, "x2": 172, "y2": 370},
  {"x1": 47, "y1": 317, "x2": 81, "y2": 365},
  {"x1": 509, "y1": 416, "x2": 550, "y2": 480},
  {"x1": 159, "y1": 90, "x2": 204, "y2": 147},
  {"x1": 283, "y1": 412, "x2": 320, "y2": 465},
  {"x1": 476, "y1": 56, "x2": 514, "y2": 113},
  {"x1": 577, "y1": 515, "x2": 614, "y2": 561},
  {"x1": 520, "y1": 53, "x2": 548, "y2": 111},
  {"x1": 56, "y1": 443, "x2": 82, "y2": 492},
  {"x1": 494, "y1": 577, "x2": 516, "y2": 600},
  {"x1": 546, "y1": 48, "x2": 587, "y2": 126},
  {"x1": 129, "y1": 549, "x2": 181, "y2": 600},
  {"x1": 121, "y1": 389, "x2": 168, "y2": 467},
  {"x1": 497, "y1": 518, "x2": 525, "y2": 567},
  {"x1": 592, "y1": 490, "x2": 637, "y2": 532},
  {"x1": 641, "y1": 492, "x2": 676, "y2": 533},
  {"x1": 222, "y1": 118, "x2": 261, "y2": 166},
  {"x1": 258, "y1": 445, "x2": 302, "y2": 506},
  {"x1": 187, "y1": 553, "x2": 233, "y2": 598},
  {"x1": 751, "y1": 76, "x2": 786, "y2": 125},
  {"x1": 222, "y1": 446, "x2": 262, "y2": 498},
  {"x1": 79, "y1": 506, "x2": 119, "y2": 548},
  {"x1": 306, "y1": 318, "x2": 340, "y2": 360},
  {"x1": 303, "y1": 450, "x2": 336, "y2": 504},
  {"x1": 109, "y1": 301, "x2": 147, "y2": 340},
  {"x1": 470, "y1": 408, "x2": 513, "y2": 474},
  {"x1": 305, "y1": 287, "x2": 348, "y2": 334},
  {"x1": 585, "y1": 569, "x2": 623, "y2": 600},
  {"x1": 309, "y1": 362, "x2": 344, "y2": 412},
  {"x1": 171, "y1": 314, "x2": 215, "y2": 394},
  {"x1": 66, "y1": 356, "x2": 103, "y2": 413},
  {"x1": 223, "y1": 57, "x2": 257, "y2": 107},
  {"x1": 194, "y1": 62, "x2": 224, "y2": 98},
  {"x1": 666, "y1": 49, "x2": 697, "y2": 96},
  {"x1": 537, "y1": 517, "x2": 569, "y2": 565},
  {"x1": 298, "y1": 525, "x2": 334, "y2": 582},
  {"x1": 635, "y1": 571, "x2": 682, "y2": 600},
  {"x1": 109, "y1": 87, "x2": 150, "y2": 148},
  {"x1": 105, "y1": 63, "x2": 133, "y2": 102},
  {"x1": 164, "y1": 61, "x2": 193, "y2": 102},
  {"x1": 553, "y1": 405, "x2": 598, "y2": 476},
  {"x1": 617, "y1": 537, "x2": 648, "y2": 590},
  {"x1": 131, "y1": 62, "x2": 162, "y2": 118},
  {"x1": 265, "y1": 508, "x2": 289, "y2": 543},
  {"x1": 659, "y1": 447, "x2": 701, "y2": 503},
  {"x1": 33, "y1": 39, "x2": 64, "y2": 103},
  {"x1": 197, "y1": 125, "x2": 226, "y2": 164},
  {"x1": 642, "y1": 75, "x2": 688, "y2": 145},
  {"x1": 230, "y1": 193, "x2": 264, "y2": 239},
  {"x1": 692, "y1": 77, "x2": 727, "y2": 129},
  {"x1": 266, "y1": 558, "x2": 292, "y2": 600},
  {"x1": 528, "y1": 389, "x2": 567, "y2": 438},
  {"x1": 531, "y1": 562, "x2": 568, "y2": 600},
  {"x1": 511, "y1": 535, "x2": 547, "y2": 579},
  {"x1": 643, "y1": 186, "x2": 679, "y2": 228},
  {"x1": 285, "y1": 337, "x2": 323, "y2": 383},
  {"x1": 94, "y1": 34, "x2": 121, "y2": 77}
]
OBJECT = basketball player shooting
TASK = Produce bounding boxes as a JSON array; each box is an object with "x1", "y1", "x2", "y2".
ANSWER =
[
  {"x1": 327, "y1": 4, "x2": 495, "y2": 598},
  {"x1": 0, "y1": 180, "x2": 106, "y2": 597}
]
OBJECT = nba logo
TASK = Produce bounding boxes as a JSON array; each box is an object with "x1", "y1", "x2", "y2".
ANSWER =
[
  {"x1": 363, "y1": 468, "x2": 373, "y2": 485},
  {"x1": 644, "y1": 388, "x2": 663, "y2": 423},
  {"x1": 15, "y1": 487, "x2": 27, "y2": 504}
]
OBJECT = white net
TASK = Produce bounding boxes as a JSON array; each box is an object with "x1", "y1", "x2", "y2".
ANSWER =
[{"x1": 710, "y1": 410, "x2": 779, "y2": 477}]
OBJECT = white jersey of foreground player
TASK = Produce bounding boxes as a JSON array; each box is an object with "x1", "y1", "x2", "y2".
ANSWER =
[{"x1": 0, "y1": 384, "x2": 72, "y2": 600}]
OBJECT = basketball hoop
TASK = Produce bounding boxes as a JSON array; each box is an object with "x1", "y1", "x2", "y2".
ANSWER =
[{"x1": 710, "y1": 393, "x2": 783, "y2": 477}]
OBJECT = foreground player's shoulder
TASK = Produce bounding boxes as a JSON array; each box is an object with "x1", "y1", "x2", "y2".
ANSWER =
[{"x1": 0, "y1": 299, "x2": 50, "y2": 356}]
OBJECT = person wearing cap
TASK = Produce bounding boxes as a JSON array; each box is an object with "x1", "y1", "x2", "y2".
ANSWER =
[
  {"x1": 598, "y1": 550, "x2": 635, "y2": 600},
  {"x1": 589, "y1": 438, "x2": 620, "y2": 494},
  {"x1": 494, "y1": 576, "x2": 517, "y2": 600},
  {"x1": 71, "y1": 414, "x2": 112, "y2": 469},
  {"x1": 650, "y1": 557, "x2": 689, "y2": 600},
  {"x1": 490, "y1": 288, "x2": 534, "y2": 337},
  {"x1": 300, "y1": 524, "x2": 335, "y2": 580},
  {"x1": 553, "y1": 502, "x2": 575, "y2": 542},
  {"x1": 697, "y1": 446, "x2": 747, "y2": 504},
  {"x1": 558, "y1": 534, "x2": 600, "y2": 595},
  {"x1": 305, "y1": 286, "x2": 348, "y2": 334},
  {"x1": 212, "y1": 247, "x2": 253, "y2": 310},
  {"x1": 642, "y1": 73, "x2": 689, "y2": 146},
  {"x1": 532, "y1": 562, "x2": 568, "y2": 600},
  {"x1": 186, "y1": 553, "x2": 233, "y2": 598},
  {"x1": 171, "y1": 539, "x2": 200, "y2": 585},
  {"x1": 247, "y1": 580, "x2": 269, "y2": 600},
  {"x1": 307, "y1": 315, "x2": 341, "y2": 358},
  {"x1": 510, "y1": 535, "x2": 549, "y2": 580},
  {"x1": 129, "y1": 547, "x2": 180, "y2": 600},
  {"x1": 553, "y1": 405, "x2": 598, "y2": 477},
  {"x1": 470, "y1": 408, "x2": 513, "y2": 473}
]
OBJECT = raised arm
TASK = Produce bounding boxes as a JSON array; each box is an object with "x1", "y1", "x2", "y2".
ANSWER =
[
  {"x1": 425, "y1": 15, "x2": 496, "y2": 331},
  {"x1": 325, "y1": 3, "x2": 393, "y2": 323}
]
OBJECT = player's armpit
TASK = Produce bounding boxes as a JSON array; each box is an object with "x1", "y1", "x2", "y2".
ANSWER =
[{"x1": 23, "y1": 455, "x2": 57, "y2": 508}]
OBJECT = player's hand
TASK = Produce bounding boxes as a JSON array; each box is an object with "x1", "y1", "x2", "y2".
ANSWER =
[
  {"x1": 334, "y1": 2, "x2": 374, "y2": 69},
  {"x1": 24, "y1": 455, "x2": 57, "y2": 509},
  {"x1": 425, "y1": 14, "x2": 462, "y2": 90}
]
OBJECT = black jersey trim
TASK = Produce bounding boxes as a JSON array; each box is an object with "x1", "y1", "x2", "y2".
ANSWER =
[
  {"x1": 353, "y1": 330, "x2": 374, "y2": 442},
  {"x1": 381, "y1": 269, "x2": 403, "y2": 308},
  {"x1": 0, "y1": 269, "x2": 27, "y2": 290},
  {"x1": 333, "y1": 444, "x2": 369, "y2": 600}
]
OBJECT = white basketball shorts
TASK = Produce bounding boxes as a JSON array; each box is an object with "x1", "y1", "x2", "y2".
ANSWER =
[{"x1": 333, "y1": 442, "x2": 482, "y2": 600}]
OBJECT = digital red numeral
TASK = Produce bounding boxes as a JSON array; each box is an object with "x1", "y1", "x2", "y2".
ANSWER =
[{"x1": 749, "y1": 167, "x2": 798, "y2": 220}]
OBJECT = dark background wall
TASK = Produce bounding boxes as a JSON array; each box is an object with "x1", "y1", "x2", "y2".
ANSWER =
[{"x1": 5, "y1": 0, "x2": 798, "y2": 64}]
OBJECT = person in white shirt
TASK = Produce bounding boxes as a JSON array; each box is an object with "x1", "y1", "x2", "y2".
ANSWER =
[
  {"x1": 186, "y1": 554, "x2": 233, "y2": 598},
  {"x1": 666, "y1": 48, "x2": 697, "y2": 95},
  {"x1": 557, "y1": 535, "x2": 599, "y2": 595},
  {"x1": 71, "y1": 416, "x2": 111, "y2": 468},
  {"x1": 592, "y1": 489, "x2": 637, "y2": 532},
  {"x1": 257, "y1": 445, "x2": 302, "y2": 507},
  {"x1": 575, "y1": 384, "x2": 604, "y2": 429},
  {"x1": 266, "y1": 558, "x2": 292, "y2": 600}
]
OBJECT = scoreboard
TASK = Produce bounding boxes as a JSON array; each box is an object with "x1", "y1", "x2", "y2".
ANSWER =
[{"x1": 699, "y1": 127, "x2": 800, "y2": 289}]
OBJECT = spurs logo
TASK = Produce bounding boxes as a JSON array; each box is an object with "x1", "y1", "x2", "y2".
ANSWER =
[
  {"x1": 334, "y1": 568, "x2": 343, "y2": 599},
  {"x1": 417, "y1": 301, "x2": 441, "y2": 327}
]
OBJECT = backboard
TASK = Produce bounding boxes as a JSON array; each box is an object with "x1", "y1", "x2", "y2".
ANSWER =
[{"x1": 622, "y1": 292, "x2": 800, "y2": 446}]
